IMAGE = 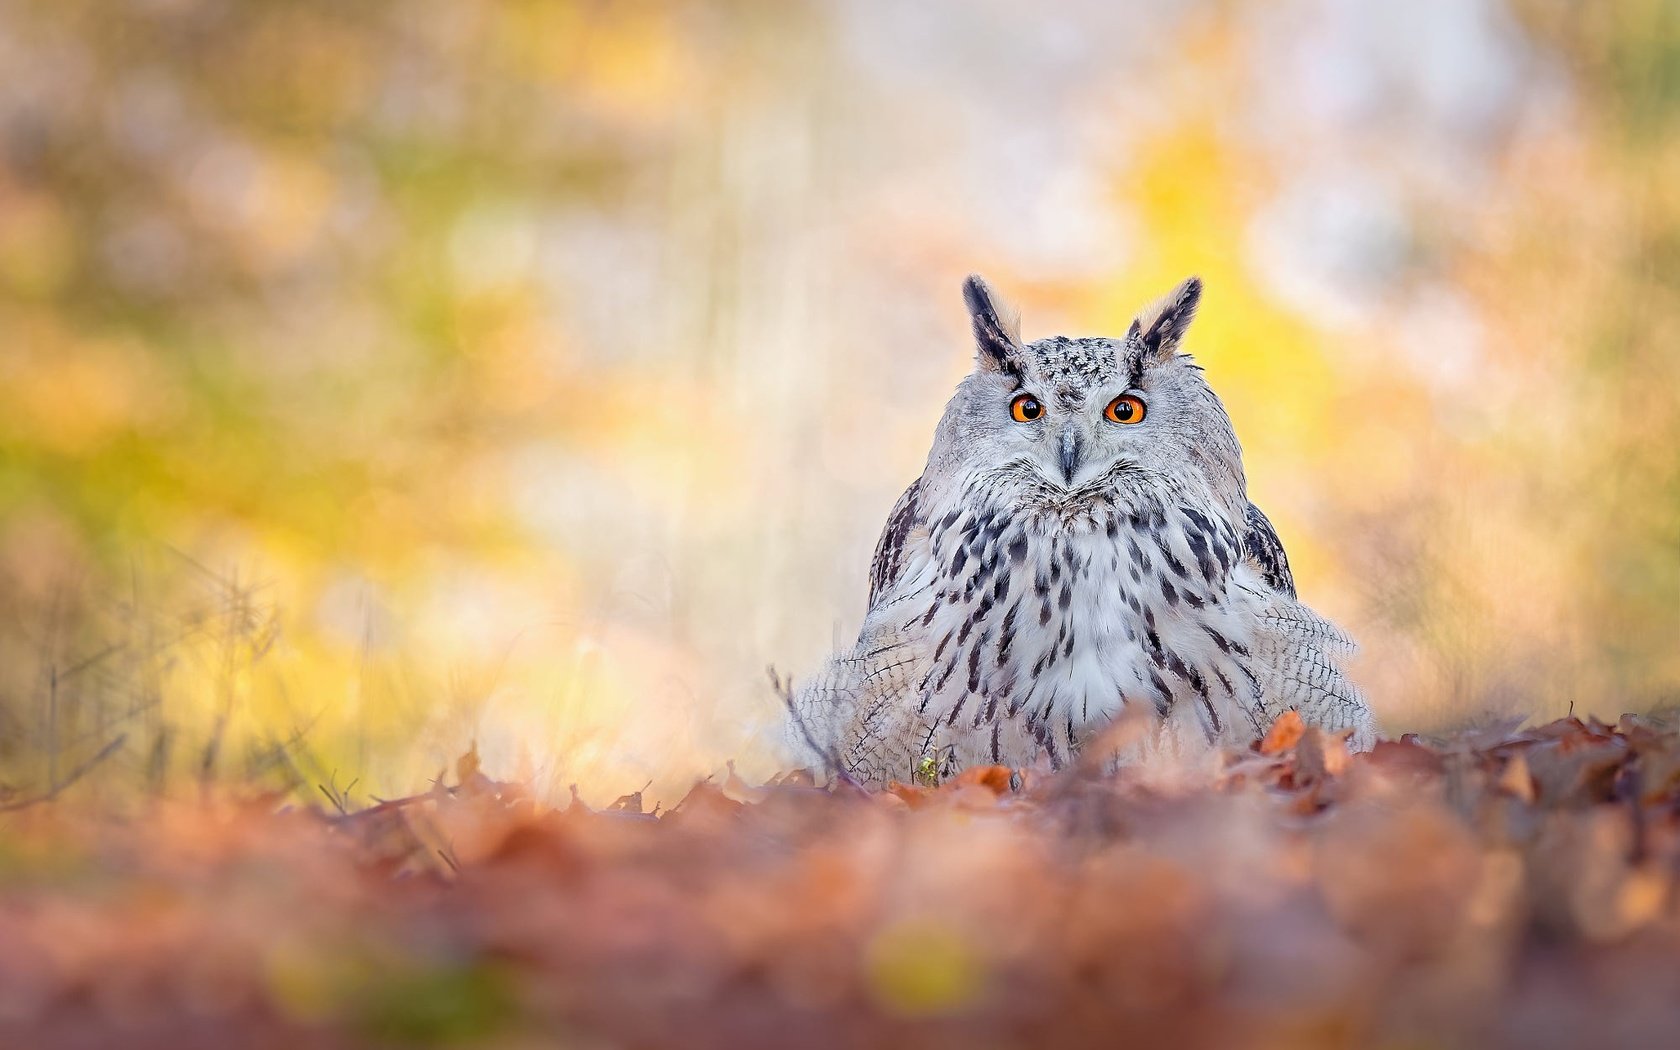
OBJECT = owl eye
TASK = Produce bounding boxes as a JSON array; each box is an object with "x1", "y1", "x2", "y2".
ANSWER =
[
  {"x1": 1009, "y1": 394, "x2": 1044, "y2": 423},
  {"x1": 1104, "y1": 394, "x2": 1147, "y2": 425}
]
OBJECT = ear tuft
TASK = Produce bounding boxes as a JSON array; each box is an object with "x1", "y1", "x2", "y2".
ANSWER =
[
  {"x1": 962, "y1": 274, "x2": 1023, "y2": 374},
  {"x1": 1127, "y1": 276, "x2": 1203, "y2": 360}
]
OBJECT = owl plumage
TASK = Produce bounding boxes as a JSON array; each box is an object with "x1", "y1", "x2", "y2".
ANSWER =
[{"x1": 791, "y1": 275, "x2": 1372, "y2": 786}]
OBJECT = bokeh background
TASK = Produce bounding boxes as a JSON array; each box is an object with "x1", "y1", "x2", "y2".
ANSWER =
[{"x1": 0, "y1": 0, "x2": 1675, "y2": 805}]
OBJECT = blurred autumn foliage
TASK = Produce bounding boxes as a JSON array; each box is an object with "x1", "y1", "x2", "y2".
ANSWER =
[
  {"x1": 3, "y1": 717, "x2": 1680, "y2": 1047},
  {"x1": 2, "y1": 3, "x2": 1677, "y2": 1044}
]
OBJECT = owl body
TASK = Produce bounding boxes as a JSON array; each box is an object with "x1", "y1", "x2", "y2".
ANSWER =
[{"x1": 792, "y1": 276, "x2": 1372, "y2": 785}]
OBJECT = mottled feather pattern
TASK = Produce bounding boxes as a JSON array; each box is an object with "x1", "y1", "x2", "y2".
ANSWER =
[
  {"x1": 1240, "y1": 502, "x2": 1296, "y2": 598},
  {"x1": 867, "y1": 479, "x2": 924, "y2": 608},
  {"x1": 791, "y1": 276, "x2": 1372, "y2": 784}
]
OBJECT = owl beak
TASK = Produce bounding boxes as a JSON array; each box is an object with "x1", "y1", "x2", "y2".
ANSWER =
[{"x1": 1058, "y1": 428, "x2": 1085, "y2": 486}]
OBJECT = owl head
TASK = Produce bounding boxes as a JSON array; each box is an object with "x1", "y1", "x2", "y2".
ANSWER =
[{"x1": 924, "y1": 275, "x2": 1247, "y2": 513}]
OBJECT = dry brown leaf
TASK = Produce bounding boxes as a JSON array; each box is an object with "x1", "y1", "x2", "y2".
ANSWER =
[
  {"x1": 1526, "y1": 738, "x2": 1627, "y2": 805},
  {"x1": 1494, "y1": 752, "x2": 1536, "y2": 804},
  {"x1": 1361, "y1": 739, "x2": 1447, "y2": 778},
  {"x1": 1296, "y1": 727, "x2": 1350, "y2": 784},
  {"x1": 885, "y1": 781, "x2": 929, "y2": 808},
  {"x1": 1259, "y1": 710, "x2": 1306, "y2": 755},
  {"x1": 947, "y1": 765, "x2": 1014, "y2": 796},
  {"x1": 5, "y1": 713, "x2": 1680, "y2": 1049}
]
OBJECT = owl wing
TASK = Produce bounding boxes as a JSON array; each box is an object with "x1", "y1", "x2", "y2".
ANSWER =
[
  {"x1": 785, "y1": 478, "x2": 935, "y2": 785},
  {"x1": 1239, "y1": 501, "x2": 1296, "y2": 598},
  {"x1": 1235, "y1": 503, "x2": 1374, "y2": 747},
  {"x1": 1249, "y1": 593, "x2": 1373, "y2": 747},
  {"x1": 866, "y1": 477, "x2": 927, "y2": 610},
  {"x1": 787, "y1": 626, "x2": 929, "y2": 786}
]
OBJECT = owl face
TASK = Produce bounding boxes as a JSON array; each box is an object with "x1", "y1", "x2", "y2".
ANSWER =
[{"x1": 928, "y1": 276, "x2": 1246, "y2": 511}]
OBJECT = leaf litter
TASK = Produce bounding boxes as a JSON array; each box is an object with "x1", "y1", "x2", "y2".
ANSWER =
[{"x1": 3, "y1": 714, "x2": 1680, "y2": 1048}]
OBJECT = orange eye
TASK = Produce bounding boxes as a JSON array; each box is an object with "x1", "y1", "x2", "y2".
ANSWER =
[
  {"x1": 1104, "y1": 394, "x2": 1147, "y2": 425},
  {"x1": 1010, "y1": 394, "x2": 1044, "y2": 423}
]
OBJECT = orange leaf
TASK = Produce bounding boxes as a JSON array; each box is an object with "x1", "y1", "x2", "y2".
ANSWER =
[
  {"x1": 1259, "y1": 711, "x2": 1305, "y2": 755},
  {"x1": 947, "y1": 765, "x2": 1014, "y2": 795},
  {"x1": 885, "y1": 781, "x2": 930, "y2": 808}
]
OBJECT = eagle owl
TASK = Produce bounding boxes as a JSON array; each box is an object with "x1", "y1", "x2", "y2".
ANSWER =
[{"x1": 789, "y1": 275, "x2": 1373, "y2": 786}]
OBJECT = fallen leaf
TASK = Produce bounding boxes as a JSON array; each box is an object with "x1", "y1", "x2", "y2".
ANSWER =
[
  {"x1": 1494, "y1": 752, "x2": 1536, "y2": 804},
  {"x1": 1259, "y1": 711, "x2": 1306, "y2": 755}
]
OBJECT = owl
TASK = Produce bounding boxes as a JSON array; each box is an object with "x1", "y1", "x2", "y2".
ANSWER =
[{"x1": 789, "y1": 275, "x2": 1372, "y2": 786}]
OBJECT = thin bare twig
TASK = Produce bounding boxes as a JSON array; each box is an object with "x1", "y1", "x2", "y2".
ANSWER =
[
  {"x1": 324, "y1": 788, "x2": 451, "y2": 825},
  {"x1": 0, "y1": 734, "x2": 128, "y2": 814},
  {"x1": 317, "y1": 782, "x2": 349, "y2": 816}
]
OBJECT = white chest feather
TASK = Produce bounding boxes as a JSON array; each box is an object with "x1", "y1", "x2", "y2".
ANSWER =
[{"x1": 875, "y1": 490, "x2": 1263, "y2": 769}]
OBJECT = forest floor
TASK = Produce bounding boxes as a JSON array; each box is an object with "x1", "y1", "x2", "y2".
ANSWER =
[{"x1": 1, "y1": 712, "x2": 1677, "y2": 1049}]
